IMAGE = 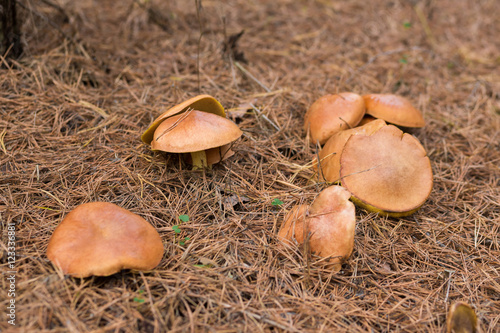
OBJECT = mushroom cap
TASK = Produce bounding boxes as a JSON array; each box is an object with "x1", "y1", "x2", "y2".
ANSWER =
[
  {"x1": 277, "y1": 204, "x2": 309, "y2": 245},
  {"x1": 278, "y1": 186, "x2": 356, "y2": 271},
  {"x1": 317, "y1": 118, "x2": 386, "y2": 183},
  {"x1": 304, "y1": 92, "x2": 366, "y2": 145},
  {"x1": 357, "y1": 114, "x2": 378, "y2": 126},
  {"x1": 151, "y1": 110, "x2": 242, "y2": 153},
  {"x1": 363, "y1": 94, "x2": 425, "y2": 128},
  {"x1": 446, "y1": 302, "x2": 478, "y2": 333},
  {"x1": 141, "y1": 94, "x2": 226, "y2": 145},
  {"x1": 340, "y1": 124, "x2": 433, "y2": 216},
  {"x1": 46, "y1": 202, "x2": 164, "y2": 278}
]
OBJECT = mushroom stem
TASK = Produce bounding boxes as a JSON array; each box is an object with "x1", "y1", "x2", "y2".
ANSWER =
[{"x1": 190, "y1": 150, "x2": 208, "y2": 169}]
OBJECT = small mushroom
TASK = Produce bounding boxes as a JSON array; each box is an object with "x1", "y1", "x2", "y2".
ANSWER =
[
  {"x1": 151, "y1": 109, "x2": 242, "y2": 169},
  {"x1": 141, "y1": 94, "x2": 226, "y2": 145},
  {"x1": 47, "y1": 202, "x2": 164, "y2": 278},
  {"x1": 304, "y1": 92, "x2": 366, "y2": 145},
  {"x1": 446, "y1": 302, "x2": 479, "y2": 333},
  {"x1": 278, "y1": 186, "x2": 356, "y2": 271},
  {"x1": 339, "y1": 124, "x2": 433, "y2": 217},
  {"x1": 363, "y1": 94, "x2": 425, "y2": 128},
  {"x1": 316, "y1": 118, "x2": 386, "y2": 183}
]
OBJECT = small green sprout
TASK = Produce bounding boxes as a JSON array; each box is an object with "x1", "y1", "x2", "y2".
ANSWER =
[
  {"x1": 403, "y1": 21, "x2": 412, "y2": 29},
  {"x1": 173, "y1": 215, "x2": 190, "y2": 245},
  {"x1": 133, "y1": 290, "x2": 145, "y2": 303},
  {"x1": 271, "y1": 198, "x2": 284, "y2": 206},
  {"x1": 172, "y1": 225, "x2": 181, "y2": 234},
  {"x1": 179, "y1": 237, "x2": 190, "y2": 246},
  {"x1": 399, "y1": 55, "x2": 408, "y2": 64}
]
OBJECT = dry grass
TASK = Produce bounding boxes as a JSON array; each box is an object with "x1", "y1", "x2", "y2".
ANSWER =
[{"x1": 1, "y1": 0, "x2": 499, "y2": 332}]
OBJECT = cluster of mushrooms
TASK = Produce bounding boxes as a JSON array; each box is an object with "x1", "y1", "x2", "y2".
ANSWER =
[
  {"x1": 46, "y1": 93, "x2": 432, "y2": 277},
  {"x1": 46, "y1": 95, "x2": 243, "y2": 278},
  {"x1": 45, "y1": 94, "x2": 478, "y2": 331},
  {"x1": 278, "y1": 92, "x2": 433, "y2": 271}
]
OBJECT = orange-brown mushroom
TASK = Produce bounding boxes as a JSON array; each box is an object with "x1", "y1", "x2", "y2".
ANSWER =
[
  {"x1": 141, "y1": 94, "x2": 226, "y2": 145},
  {"x1": 151, "y1": 109, "x2": 242, "y2": 169},
  {"x1": 339, "y1": 124, "x2": 433, "y2": 217},
  {"x1": 446, "y1": 302, "x2": 479, "y2": 333},
  {"x1": 316, "y1": 118, "x2": 387, "y2": 183},
  {"x1": 363, "y1": 94, "x2": 425, "y2": 128},
  {"x1": 357, "y1": 114, "x2": 378, "y2": 126},
  {"x1": 278, "y1": 186, "x2": 356, "y2": 271},
  {"x1": 47, "y1": 202, "x2": 164, "y2": 278},
  {"x1": 304, "y1": 92, "x2": 366, "y2": 145}
]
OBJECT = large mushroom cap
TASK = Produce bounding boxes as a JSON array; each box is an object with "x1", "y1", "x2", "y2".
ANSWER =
[
  {"x1": 151, "y1": 110, "x2": 242, "y2": 153},
  {"x1": 317, "y1": 118, "x2": 386, "y2": 183},
  {"x1": 304, "y1": 92, "x2": 366, "y2": 145},
  {"x1": 363, "y1": 94, "x2": 425, "y2": 128},
  {"x1": 278, "y1": 186, "x2": 356, "y2": 271},
  {"x1": 340, "y1": 124, "x2": 433, "y2": 216},
  {"x1": 47, "y1": 202, "x2": 164, "y2": 278},
  {"x1": 141, "y1": 94, "x2": 226, "y2": 145}
]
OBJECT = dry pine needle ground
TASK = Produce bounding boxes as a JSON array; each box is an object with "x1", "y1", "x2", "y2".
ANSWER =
[{"x1": 1, "y1": 0, "x2": 499, "y2": 332}]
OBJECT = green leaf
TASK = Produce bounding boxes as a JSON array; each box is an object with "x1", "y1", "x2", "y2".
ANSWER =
[
  {"x1": 399, "y1": 57, "x2": 408, "y2": 64},
  {"x1": 184, "y1": 237, "x2": 190, "y2": 241},
  {"x1": 133, "y1": 297, "x2": 145, "y2": 303},
  {"x1": 179, "y1": 214, "x2": 190, "y2": 222},
  {"x1": 271, "y1": 198, "x2": 284, "y2": 206},
  {"x1": 403, "y1": 21, "x2": 412, "y2": 29},
  {"x1": 172, "y1": 225, "x2": 181, "y2": 234}
]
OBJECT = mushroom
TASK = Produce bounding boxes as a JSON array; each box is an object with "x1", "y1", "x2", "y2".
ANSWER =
[
  {"x1": 339, "y1": 124, "x2": 433, "y2": 217},
  {"x1": 151, "y1": 109, "x2": 242, "y2": 169},
  {"x1": 357, "y1": 114, "x2": 378, "y2": 126},
  {"x1": 278, "y1": 185, "x2": 356, "y2": 271},
  {"x1": 141, "y1": 94, "x2": 226, "y2": 145},
  {"x1": 363, "y1": 94, "x2": 425, "y2": 128},
  {"x1": 46, "y1": 202, "x2": 164, "y2": 278},
  {"x1": 304, "y1": 92, "x2": 366, "y2": 145},
  {"x1": 446, "y1": 302, "x2": 479, "y2": 333},
  {"x1": 316, "y1": 118, "x2": 387, "y2": 183}
]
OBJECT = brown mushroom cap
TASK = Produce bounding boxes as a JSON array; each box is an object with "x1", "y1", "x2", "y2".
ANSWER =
[
  {"x1": 317, "y1": 118, "x2": 386, "y2": 183},
  {"x1": 339, "y1": 124, "x2": 433, "y2": 216},
  {"x1": 363, "y1": 94, "x2": 425, "y2": 128},
  {"x1": 141, "y1": 94, "x2": 226, "y2": 145},
  {"x1": 304, "y1": 92, "x2": 366, "y2": 145},
  {"x1": 278, "y1": 186, "x2": 356, "y2": 271},
  {"x1": 446, "y1": 302, "x2": 479, "y2": 333},
  {"x1": 47, "y1": 202, "x2": 164, "y2": 278},
  {"x1": 357, "y1": 114, "x2": 378, "y2": 126},
  {"x1": 151, "y1": 110, "x2": 242, "y2": 153}
]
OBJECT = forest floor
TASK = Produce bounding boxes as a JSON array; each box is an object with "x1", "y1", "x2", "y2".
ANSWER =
[{"x1": 1, "y1": 0, "x2": 499, "y2": 332}]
